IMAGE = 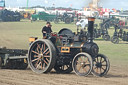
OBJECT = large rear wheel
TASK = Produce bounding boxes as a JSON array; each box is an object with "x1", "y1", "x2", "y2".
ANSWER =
[
  {"x1": 72, "y1": 53, "x2": 93, "y2": 76},
  {"x1": 28, "y1": 39, "x2": 56, "y2": 73}
]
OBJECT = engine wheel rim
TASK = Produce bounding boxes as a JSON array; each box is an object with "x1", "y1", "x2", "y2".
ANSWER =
[
  {"x1": 29, "y1": 41, "x2": 52, "y2": 73},
  {"x1": 92, "y1": 54, "x2": 110, "y2": 77},
  {"x1": 73, "y1": 53, "x2": 92, "y2": 76}
]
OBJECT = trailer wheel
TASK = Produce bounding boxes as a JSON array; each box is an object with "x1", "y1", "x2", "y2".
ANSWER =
[
  {"x1": 72, "y1": 53, "x2": 93, "y2": 76},
  {"x1": 111, "y1": 36, "x2": 119, "y2": 44},
  {"x1": 54, "y1": 61, "x2": 73, "y2": 73},
  {"x1": 91, "y1": 54, "x2": 110, "y2": 77},
  {"x1": 28, "y1": 39, "x2": 56, "y2": 73}
]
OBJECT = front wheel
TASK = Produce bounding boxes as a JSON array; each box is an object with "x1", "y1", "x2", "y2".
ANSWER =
[
  {"x1": 72, "y1": 53, "x2": 93, "y2": 76},
  {"x1": 92, "y1": 54, "x2": 110, "y2": 77}
]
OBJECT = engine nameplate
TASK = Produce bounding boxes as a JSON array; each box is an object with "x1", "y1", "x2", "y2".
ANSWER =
[{"x1": 61, "y1": 47, "x2": 70, "y2": 53}]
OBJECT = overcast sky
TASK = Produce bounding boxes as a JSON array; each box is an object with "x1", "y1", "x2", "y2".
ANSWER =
[{"x1": 4, "y1": 0, "x2": 128, "y2": 10}]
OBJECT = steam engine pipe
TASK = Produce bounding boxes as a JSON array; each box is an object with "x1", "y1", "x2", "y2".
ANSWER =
[{"x1": 88, "y1": 17, "x2": 95, "y2": 42}]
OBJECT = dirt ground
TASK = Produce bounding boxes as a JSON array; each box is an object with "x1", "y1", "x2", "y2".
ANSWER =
[{"x1": 0, "y1": 64, "x2": 128, "y2": 85}]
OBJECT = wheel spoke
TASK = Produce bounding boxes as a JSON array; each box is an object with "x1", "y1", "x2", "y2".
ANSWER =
[
  {"x1": 101, "y1": 67, "x2": 105, "y2": 71},
  {"x1": 43, "y1": 56, "x2": 50, "y2": 58},
  {"x1": 46, "y1": 58, "x2": 50, "y2": 62},
  {"x1": 37, "y1": 43, "x2": 41, "y2": 49},
  {"x1": 43, "y1": 59, "x2": 48, "y2": 65},
  {"x1": 102, "y1": 64, "x2": 107, "y2": 66},
  {"x1": 35, "y1": 59, "x2": 40, "y2": 67},
  {"x1": 43, "y1": 48, "x2": 49, "y2": 55},
  {"x1": 36, "y1": 61, "x2": 41, "y2": 69},
  {"x1": 100, "y1": 68, "x2": 102, "y2": 73},
  {"x1": 34, "y1": 55, "x2": 38, "y2": 57},
  {"x1": 45, "y1": 50, "x2": 50, "y2": 55},
  {"x1": 36, "y1": 44, "x2": 40, "y2": 53},
  {"x1": 100, "y1": 57, "x2": 102, "y2": 63},
  {"x1": 32, "y1": 58, "x2": 39, "y2": 62},
  {"x1": 43, "y1": 63, "x2": 45, "y2": 69},
  {"x1": 43, "y1": 43, "x2": 45, "y2": 51},
  {"x1": 40, "y1": 44, "x2": 43, "y2": 53},
  {"x1": 97, "y1": 57, "x2": 99, "y2": 62},
  {"x1": 78, "y1": 65, "x2": 82, "y2": 71},
  {"x1": 40, "y1": 61, "x2": 43, "y2": 69},
  {"x1": 101, "y1": 60, "x2": 105, "y2": 63},
  {"x1": 85, "y1": 57, "x2": 88, "y2": 63},
  {"x1": 80, "y1": 56, "x2": 82, "y2": 62},
  {"x1": 76, "y1": 61, "x2": 81, "y2": 64},
  {"x1": 32, "y1": 50, "x2": 39, "y2": 55},
  {"x1": 36, "y1": 47, "x2": 39, "y2": 53}
]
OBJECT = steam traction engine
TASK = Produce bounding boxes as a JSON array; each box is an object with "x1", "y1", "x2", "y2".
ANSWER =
[
  {"x1": 28, "y1": 17, "x2": 110, "y2": 77},
  {"x1": 111, "y1": 24, "x2": 128, "y2": 44}
]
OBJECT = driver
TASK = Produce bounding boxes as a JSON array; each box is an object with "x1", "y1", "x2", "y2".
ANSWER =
[{"x1": 42, "y1": 22, "x2": 52, "y2": 39}]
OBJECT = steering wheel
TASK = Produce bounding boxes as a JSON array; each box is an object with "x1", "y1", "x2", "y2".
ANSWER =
[{"x1": 51, "y1": 32, "x2": 57, "y2": 36}]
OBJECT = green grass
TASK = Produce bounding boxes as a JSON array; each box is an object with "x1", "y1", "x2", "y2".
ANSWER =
[{"x1": 0, "y1": 20, "x2": 128, "y2": 66}]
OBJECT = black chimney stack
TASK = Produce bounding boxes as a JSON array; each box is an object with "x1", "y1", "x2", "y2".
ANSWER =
[{"x1": 88, "y1": 17, "x2": 95, "y2": 42}]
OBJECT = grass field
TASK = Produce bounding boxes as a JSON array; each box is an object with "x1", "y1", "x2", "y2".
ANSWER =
[
  {"x1": 0, "y1": 19, "x2": 128, "y2": 85},
  {"x1": 0, "y1": 20, "x2": 128, "y2": 65}
]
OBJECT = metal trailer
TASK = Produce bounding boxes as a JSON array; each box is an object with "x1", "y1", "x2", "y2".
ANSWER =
[
  {"x1": 28, "y1": 17, "x2": 110, "y2": 77},
  {"x1": 0, "y1": 47, "x2": 28, "y2": 69}
]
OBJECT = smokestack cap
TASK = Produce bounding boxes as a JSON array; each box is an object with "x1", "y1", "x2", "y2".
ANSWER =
[{"x1": 88, "y1": 17, "x2": 95, "y2": 21}]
